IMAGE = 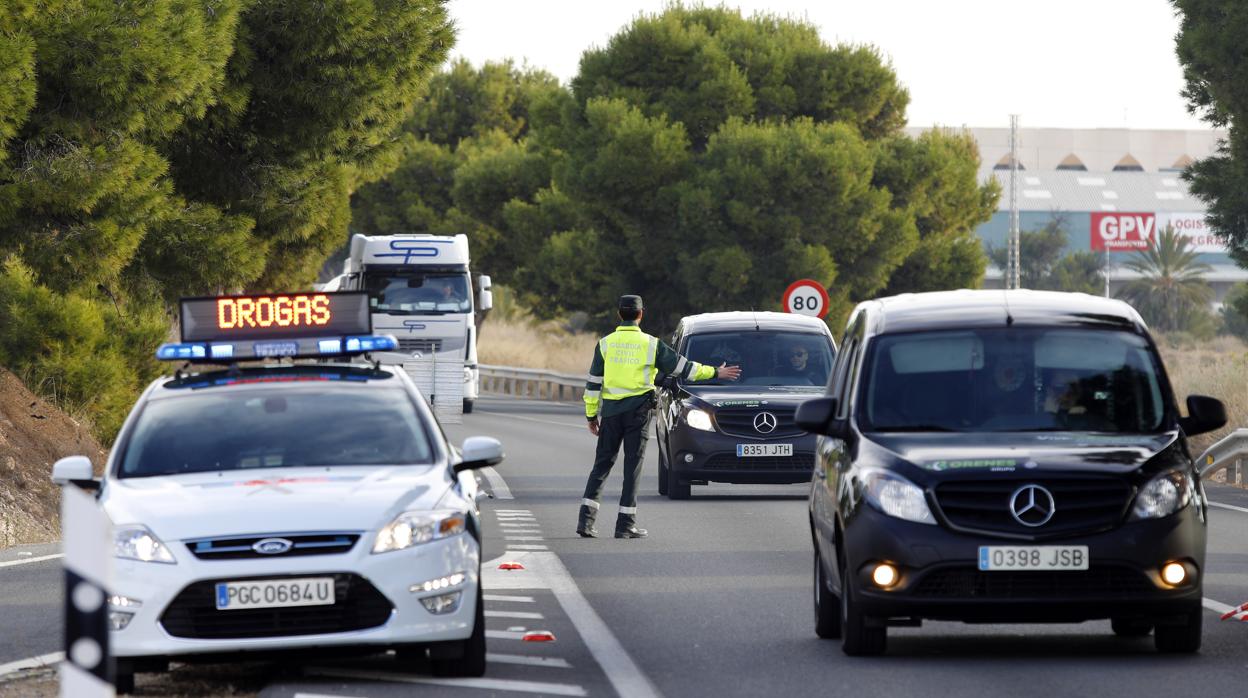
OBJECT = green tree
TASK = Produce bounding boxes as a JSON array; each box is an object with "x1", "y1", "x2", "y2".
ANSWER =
[
  {"x1": 1219, "y1": 282, "x2": 1248, "y2": 340},
  {"x1": 1117, "y1": 225, "x2": 1214, "y2": 332},
  {"x1": 986, "y1": 213, "x2": 1105, "y2": 293},
  {"x1": 1173, "y1": 1, "x2": 1248, "y2": 263}
]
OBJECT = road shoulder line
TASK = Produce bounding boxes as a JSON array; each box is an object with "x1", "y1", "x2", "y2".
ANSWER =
[{"x1": 0, "y1": 553, "x2": 63, "y2": 569}]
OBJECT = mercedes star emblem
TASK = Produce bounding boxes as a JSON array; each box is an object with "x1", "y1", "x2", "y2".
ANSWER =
[
  {"x1": 753, "y1": 411, "x2": 778, "y2": 434},
  {"x1": 1009, "y1": 484, "x2": 1056, "y2": 527}
]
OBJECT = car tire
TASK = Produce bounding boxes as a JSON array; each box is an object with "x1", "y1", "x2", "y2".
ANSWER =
[
  {"x1": 667, "y1": 462, "x2": 691, "y2": 500},
  {"x1": 1154, "y1": 603, "x2": 1202, "y2": 653},
  {"x1": 1111, "y1": 617, "x2": 1152, "y2": 637},
  {"x1": 840, "y1": 559, "x2": 886, "y2": 656},
  {"x1": 658, "y1": 439, "x2": 670, "y2": 496},
  {"x1": 814, "y1": 548, "x2": 842, "y2": 639},
  {"x1": 430, "y1": 583, "x2": 487, "y2": 677},
  {"x1": 463, "y1": 399, "x2": 475, "y2": 414}
]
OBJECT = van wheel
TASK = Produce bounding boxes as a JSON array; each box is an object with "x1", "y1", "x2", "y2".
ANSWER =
[
  {"x1": 658, "y1": 439, "x2": 670, "y2": 496},
  {"x1": 430, "y1": 584, "x2": 487, "y2": 676},
  {"x1": 814, "y1": 548, "x2": 842, "y2": 639},
  {"x1": 667, "y1": 463, "x2": 690, "y2": 500},
  {"x1": 1154, "y1": 604, "x2": 1202, "y2": 653},
  {"x1": 841, "y1": 561, "x2": 886, "y2": 656},
  {"x1": 1111, "y1": 617, "x2": 1152, "y2": 637}
]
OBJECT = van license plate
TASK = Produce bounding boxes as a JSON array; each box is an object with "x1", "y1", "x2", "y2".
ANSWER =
[
  {"x1": 736, "y1": 444, "x2": 793, "y2": 457},
  {"x1": 978, "y1": 546, "x2": 1089, "y2": 571},
  {"x1": 215, "y1": 577, "x2": 335, "y2": 610}
]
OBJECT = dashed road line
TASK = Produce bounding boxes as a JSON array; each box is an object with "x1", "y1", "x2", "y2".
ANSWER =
[
  {"x1": 1203, "y1": 597, "x2": 1239, "y2": 615},
  {"x1": 0, "y1": 553, "x2": 63, "y2": 569},
  {"x1": 306, "y1": 668, "x2": 588, "y2": 697},
  {"x1": 484, "y1": 594, "x2": 536, "y2": 603},
  {"x1": 505, "y1": 536, "x2": 546, "y2": 541},
  {"x1": 486, "y1": 610, "x2": 545, "y2": 619},
  {"x1": 505, "y1": 544, "x2": 548, "y2": 550},
  {"x1": 1210, "y1": 501, "x2": 1248, "y2": 515},
  {"x1": 486, "y1": 629, "x2": 528, "y2": 640},
  {"x1": 487, "y1": 653, "x2": 573, "y2": 669}
]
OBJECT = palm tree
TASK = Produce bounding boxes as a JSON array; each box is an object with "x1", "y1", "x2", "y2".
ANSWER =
[{"x1": 1116, "y1": 225, "x2": 1213, "y2": 332}]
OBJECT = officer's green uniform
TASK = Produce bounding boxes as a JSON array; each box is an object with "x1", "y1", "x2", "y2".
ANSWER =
[{"x1": 578, "y1": 295, "x2": 716, "y2": 538}]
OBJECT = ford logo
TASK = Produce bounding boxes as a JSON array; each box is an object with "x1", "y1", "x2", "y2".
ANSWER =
[{"x1": 252, "y1": 538, "x2": 294, "y2": 555}]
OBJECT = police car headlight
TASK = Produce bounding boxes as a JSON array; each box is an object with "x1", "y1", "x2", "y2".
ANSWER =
[
  {"x1": 861, "y1": 469, "x2": 936, "y2": 525},
  {"x1": 113, "y1": 525, "x2": 176, "y2": 564},
  {"x1": 686, "y1": 408, "x2": 714, "y2": 432},
  {"x1": 1130, "y1": 470, "x2": 1193, "y2": 520},
  {"x1": 373, "y1": 510, "x2": 467, "y2": 554}
]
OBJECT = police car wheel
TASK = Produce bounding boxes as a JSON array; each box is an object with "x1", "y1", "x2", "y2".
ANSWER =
[
  {"x1": 431, "y1": 583, "x2": 487, "y2": 677},
  {"x1": 814, "y1": 548, "x2": 842, "y2": 639},
  {"x1": 114, "y1": 664, "x2": 136, "y2": 694},
  {"x1": 1153, "y1": 603, "x2": 1202, "y2": 653},
  {"x1": 840, "y1": 556, "x2": 886, "y2": 656},
  {"x1": 463, "y1": 399, "x2": 475, "y2": 414}
]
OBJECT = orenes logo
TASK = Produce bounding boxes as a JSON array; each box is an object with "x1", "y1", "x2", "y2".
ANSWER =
[
  {"x1": 753, "y1": 412, "x2": 778, "y2": 434},
  {"x1": 1009, "y1": 484, "x2": 1056, "y2": 527},
  {"x1": 251, "y1": 538, "x2": 293, "y2": 555}
]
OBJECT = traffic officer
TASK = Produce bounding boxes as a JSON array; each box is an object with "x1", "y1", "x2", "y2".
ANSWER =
[{"x1": 577, "y1": 295, "x2": 741, "y2": 538}]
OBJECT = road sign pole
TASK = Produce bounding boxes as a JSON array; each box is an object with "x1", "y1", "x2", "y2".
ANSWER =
[{"x1": 60, "y1": 484, "x2": 114, "y2": 697}]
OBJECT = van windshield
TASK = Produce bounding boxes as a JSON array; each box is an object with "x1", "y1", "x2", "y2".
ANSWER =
[
  {"x1": 364, "y1": 272, "x2": 471, "y2": 315},
  {"x1": 859, "y1": 328, "x2": 1167, "y2": 433},
  {"x1": 119, "y1": 387, "x2": 435, "y2": 477},
  {"x1": 684, "y1": 331, "x2": 834, "y2": 387}
]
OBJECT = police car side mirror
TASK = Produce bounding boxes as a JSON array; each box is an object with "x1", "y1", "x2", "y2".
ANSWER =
[
  {"x1": 795, "y1": 398, "x2": 847, "y2": 438},
  {"x1": 51, "y1": 456, "x2": 97, "y2": 489},
  {"x1": 455, "y1": 436, "x2": 504, "y2": 473},
  {"x1": 1181, "y1": 395, "x2": 1226, "y2": 438}
]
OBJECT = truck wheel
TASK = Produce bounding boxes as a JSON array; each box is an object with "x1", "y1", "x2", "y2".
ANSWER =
[
  {"x1": 462, "y1": 399, "x2": 475, "y2": 414},
  {"x1": 430, "y1": 584, "x2": 487, "y2": 677},
  {"x1": 814, "y1": 548, "x2": 842, "y2": 639},
  {"x1": 1154, "y1": 604, "x2": 1202, "y2": 653}
]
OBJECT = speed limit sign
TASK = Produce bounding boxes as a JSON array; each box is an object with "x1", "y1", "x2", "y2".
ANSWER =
[{"x1": 782, "y1": 279, "x2": 829, "y2": 318}]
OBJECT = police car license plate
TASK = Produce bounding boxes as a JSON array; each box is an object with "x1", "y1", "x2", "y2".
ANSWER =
[
  {"x1": 737, "y1": 443, "x2": 793, "y2": 457},
  {"x1": 215, "y1": 577, "x2": 335, "y2": 610},
  {"x1": 978, "y1": 546, "x2": 1089, "y2": 571}
]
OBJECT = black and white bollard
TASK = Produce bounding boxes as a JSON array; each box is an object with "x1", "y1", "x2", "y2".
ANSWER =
[{"x1": 60, "y1": 484, "x2": 114, "y2": 697}]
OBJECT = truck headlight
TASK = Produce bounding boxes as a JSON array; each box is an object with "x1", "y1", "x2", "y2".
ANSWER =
[
  {"x1": 114, "y1": 526, "x2": 176, "y2": 564},
  {"x1": 861, "y1": 469, "x2": 936, "y2": 525},
  {"x1": 373, "y1": 510, "x2": 467, "y2": 554},
  {"x1": 686, "y1": 408, "x2": 714, "y2": 432},
  {"x1": 1130, "y1": 470, "x2": 1193, "y2": 520}
]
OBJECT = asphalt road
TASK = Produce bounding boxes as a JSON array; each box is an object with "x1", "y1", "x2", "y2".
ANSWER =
[{"x1": 3, "y1": 395, "x2": 1248, "y2": 697}]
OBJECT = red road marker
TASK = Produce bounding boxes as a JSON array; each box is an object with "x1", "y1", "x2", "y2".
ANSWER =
[
  {"x1": 1220, "y1": 601, "x2": 1248, "y2": 621},
  {"x1": 522, "y1": 630, "x2": 556, "y2": 642},
  {"x1": 498, "y1": 561, "x2": 525, "y2": 571}
]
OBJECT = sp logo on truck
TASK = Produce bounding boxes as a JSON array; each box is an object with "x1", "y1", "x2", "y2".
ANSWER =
[
  {"x1": 1091, "y1": 212, "x2": 1155, "y2": 251},
  {"x1": 375, "y1": 239, "x2": 451, "y2": 264}
]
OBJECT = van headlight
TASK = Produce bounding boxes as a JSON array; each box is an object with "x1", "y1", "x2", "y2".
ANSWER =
[
  {"x1": 373, "y1": 510, "x2": 467, "y2": 554},
  {"x1": 1130, "y1": 470, "x2": 1193, "y2": 520},
  {"x1": 861, "y1": 469, "x2": 936, "y2": 525},
  {"x1": 685, "y1": 408, "x2": 714, "y2": 432},
  {"x1": 114, "y1": 525, "x2": 176, "y2": 564}
]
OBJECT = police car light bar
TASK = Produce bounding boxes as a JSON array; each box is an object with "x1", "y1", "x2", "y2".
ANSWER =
[{"x1": 157, "y1": 292, "x2": 397, "y2": 361}]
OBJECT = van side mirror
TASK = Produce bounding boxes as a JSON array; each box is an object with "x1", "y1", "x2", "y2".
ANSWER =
[
  {"x1": 51, "y1": 456, "x2": 97, "y2": 488},
  {"x1": 795, "y1": 398, "x2": 848, "y2": 438},
  {"x1": 454, "y1": 436, "x2": 504, "y2": 473},
  {"x1": 1180, "y1": 395, "x2": 1226, "y2": 438}
]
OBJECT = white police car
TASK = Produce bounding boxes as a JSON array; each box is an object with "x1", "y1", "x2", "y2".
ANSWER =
[{"x1": 50, "y1": 292, "x2": 503, "y2": 692}]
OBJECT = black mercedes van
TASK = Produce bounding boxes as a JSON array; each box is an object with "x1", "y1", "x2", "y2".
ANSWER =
[{"x1": 797, "y1": 290, "x2": 1226, "y2": 655}]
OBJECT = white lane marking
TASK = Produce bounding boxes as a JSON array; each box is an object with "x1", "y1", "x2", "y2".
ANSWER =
[
  {"x1": 1209, "y1": 501, "x2": 1248, "y2": 515},
  {"x1": 485, "y1": 594, "x2": 535, "y2": 603},
  {"x1": 307, "y1": 668, "x2": 587, "y2": 697},
  {"x1": 479, "y1": 466, "x2": 513, "y2": 500},
  {"x1": 0, "y1": 651, "x2": 63, "y2": 677},
  {"x1": 294, "y1": 693, "x2": 357, "y2": 698},
  {"x1": 499, "y1": 522, "x2": 539, "y2": 527},
  {"x1": 0, "y1": 553, "x2": 63, "y2": 569},
  {"x1": 505, "y1": 536, "x2": 546, "y2": 541},
  {"x1": 1203, "y1": 597, "x2": 1239, "y2": 615},
  {"x1": 477, "y1": 410, "x2": 587, "y2": 431},
  {"x1": 485, "y1": 630, "x2": 527, "y2": 640},
  {"x1": 506, "y1": 545, "x2": 548, "y2": 550},
  {"x1": 487, "y1": 653, "x2": 572, "y2": 669},
  {"x1": 494, "y1": 509, "x2": 532, "y2": 513},
  {"x1": 486, "y1": 610, "x2": 544, "y2": 619}
]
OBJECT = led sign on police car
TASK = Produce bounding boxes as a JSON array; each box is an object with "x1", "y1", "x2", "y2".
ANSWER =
[{"x1": 181, "y1": 292, "x2": 371, "y2": 343}]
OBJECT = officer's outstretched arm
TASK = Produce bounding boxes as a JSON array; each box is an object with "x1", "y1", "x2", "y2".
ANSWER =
[{"x1": 656, "y1": 342, "x2": 739, "y2": 382}]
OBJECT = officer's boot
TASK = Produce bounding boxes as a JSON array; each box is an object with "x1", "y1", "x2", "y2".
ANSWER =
[
  {"x1": 575, "y1": 504, "x2": 598, "y2": 538},
  {"x1": 614, "y1": 513, "x2": 647, "y2": 539}
]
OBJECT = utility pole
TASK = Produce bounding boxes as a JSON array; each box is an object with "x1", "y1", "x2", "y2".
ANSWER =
[{"x1": 1007, "y1": 114, "x2": 1021, "y2": 290}]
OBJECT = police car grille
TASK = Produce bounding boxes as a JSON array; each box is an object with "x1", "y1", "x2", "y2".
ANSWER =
[
  {"x1": 185, "y1": 533, "x2": 360, "y2": 560},
  {"x1": 397, "y1": 338, "x2": 442, "y2": 354},
  {"x1": 933, "y1": 477, "x2": 1131, "y2": 540},
  {"x1": 160, "y1": 573, "x2": 392, "y2": 639},
  {"x1": 714, "y1": 407, "x2": 802, "y2": 438},
  {"x1": 704, "y1": 453, "x2": 814, "y2": 471},
  {"x1": 912, "y1": 565, "x2": 1153, "y2": 599}
]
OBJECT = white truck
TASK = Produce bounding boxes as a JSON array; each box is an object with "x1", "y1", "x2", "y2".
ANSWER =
[{"x1": 326, "y1": 233, "x2": 492, "y2": 416}]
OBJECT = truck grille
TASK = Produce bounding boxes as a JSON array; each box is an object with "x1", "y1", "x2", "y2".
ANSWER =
[
  {"x1": 714, "y1": 406, "x2": 802, "y2": 438},
  {"x1": 911, "y1": 565, "x2": 1153, "y2": 599},
  {"x1": 703, "y1": 453, "x2": 814, "y2": 471},
  {"x1": 185, "y1": 533, "x2": 360, "y2": 561},
  {"x1": 933, "y1": 476, "x2": 1132, "y2": 540},
  {"x1": 397, "y1": 338, "x2": 442, "y2": 354},
  {"x1": 160, "y1": 573, "x2": 392, "y2": 640}
]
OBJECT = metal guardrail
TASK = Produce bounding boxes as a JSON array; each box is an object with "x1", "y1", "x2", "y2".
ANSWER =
[
  {"x1": 1199, "y1": 427, "x2": 1248, "y2": 484},
  {"x1": 479, "y1": 364, "x2": 584, "y2": 402}
]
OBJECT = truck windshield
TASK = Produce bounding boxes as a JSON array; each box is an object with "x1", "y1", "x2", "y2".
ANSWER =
[
  {"x1": 364, "y1": 272, "x2": 471, "y2": 315},
  {"x1": 119, "y1": 387, "x2": 435, "y2": 477},
  {"x1": 859, "y1": 328, "x2": 1167, "y2": 433},
  {"x1": 683, "y1": 331, "x2": 834, "y2": 386}
]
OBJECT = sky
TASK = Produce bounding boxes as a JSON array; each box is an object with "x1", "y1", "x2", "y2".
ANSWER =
[{"x1": 447, "y1": 0, "x2": 1210, "y2": 131}]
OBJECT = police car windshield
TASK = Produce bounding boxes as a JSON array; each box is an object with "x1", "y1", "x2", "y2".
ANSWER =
[
  {"x1": 859, "y1": 328, "x2": 1167, "y2": 433},
  {"x1": 684, "y1": 331, "x2": 833, "y2": 387},
  {"x1": 364, "y1": 272, "x2": 470, "y2": 315},
  {"x1": 119, "y1": 386, "x2": 435, "y2": 477}
]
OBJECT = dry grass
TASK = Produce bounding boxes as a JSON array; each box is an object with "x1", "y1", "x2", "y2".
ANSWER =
[
  {"x1": 478, "y1": 316, "x2": 597, "y2": 375},
  {"x1": 1157, "y1": 334, "x2": 1248, "y2": 457},
  {"x1": 0, "y1": 664, "x2": 265, "y2": 697}
]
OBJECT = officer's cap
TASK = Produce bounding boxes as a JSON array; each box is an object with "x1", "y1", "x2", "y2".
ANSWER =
[{"x1": 618, "y1": 295, "x2": 644, "y2": 311}]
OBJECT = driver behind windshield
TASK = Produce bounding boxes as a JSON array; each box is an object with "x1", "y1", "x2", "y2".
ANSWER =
[{"x1": 775, "y1": 340, "x2": 820, "y2": 384}]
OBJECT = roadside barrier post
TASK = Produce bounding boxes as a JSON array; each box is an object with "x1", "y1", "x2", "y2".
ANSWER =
[{"x1": 60, "y1": 484, "x2": 114, "y2": 697}]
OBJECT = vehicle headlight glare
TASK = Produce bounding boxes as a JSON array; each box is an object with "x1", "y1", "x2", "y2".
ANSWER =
[
  {"x1": 113, "y1": 526, "x2": 176, "y2": 564},
  {"x1": 1130, "y1": 470, "x2": 1192, "y2": 520},
  {"x1": 686, "y1": 408, "x2": 714, "y2": 432},
  {"x1": 862, "y1": 470, "x2": 936, "y2": 525},
  {"x1": 373, "y1": 510, "x2": 466, "y2": 554}
]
